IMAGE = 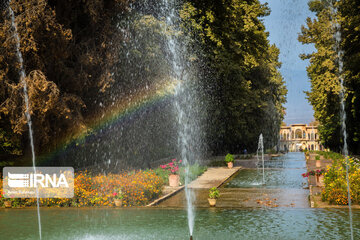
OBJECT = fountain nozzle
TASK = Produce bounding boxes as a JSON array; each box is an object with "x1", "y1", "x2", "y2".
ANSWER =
[{"x1": 190, "y1": 236, "x2": 193, "y2": 240}]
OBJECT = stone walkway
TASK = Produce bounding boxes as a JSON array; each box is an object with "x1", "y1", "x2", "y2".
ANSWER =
[
  {"x1": 188, "y1": 167, "x2": 241, "y2": 189},
  {"x1": 154, "y1": 188, "x2": 309, "y2": 209},
  {"x1": 147, "y1": 167, "x2": 240, "y2": 207},
  {"x1": 146, "y1": 186, "x2": 184, "y2": 207}
]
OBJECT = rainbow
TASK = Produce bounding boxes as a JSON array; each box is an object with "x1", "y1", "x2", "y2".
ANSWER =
[{"x1": 37, "y1": 79, "x2": 179, "y2": 164}]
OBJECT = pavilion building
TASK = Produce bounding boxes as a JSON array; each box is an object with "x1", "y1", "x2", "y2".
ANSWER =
[{"x1": 279, "y1": 124, "x2": 323, "y2": 152}]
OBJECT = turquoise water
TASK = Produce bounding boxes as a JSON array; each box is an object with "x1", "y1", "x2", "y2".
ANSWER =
[
  {"x1": 0, "y1": 208, "x2": 359, "y2": 239},
  {"x1": 225, "y1": 153, "x2": 307, "y2": 188},
  {"x1": 224, "y1": 168, "x2": 307, "y2": 188}
]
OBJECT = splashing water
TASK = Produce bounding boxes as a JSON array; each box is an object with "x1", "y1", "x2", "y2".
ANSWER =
[
  {"x1": 257, "y1": 134, "x2": 265, "y2": 185},
  {"x1": 160, "y1": 0, "x2": 199, "y2": 237},
  {"x1": 331, "y1": 2, "x2": 354, "y2": 239},
  {"x1": 9, "y1": 7, "x2": 42, "y2": 240}
]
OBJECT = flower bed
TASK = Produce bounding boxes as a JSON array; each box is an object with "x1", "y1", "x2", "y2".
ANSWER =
[
  {"x1": 321, "y1": 157, "x2": 360, "y2": 205},
  {"x1": 0, "y1": 170, "x2": 164, "y2": 207},
  {"x1": 307, "y1": 150, "x2": 343, "y2": 161},
  {"x1": 302, "y1": 169, "x2": 326, "y2": 178},
  {"x1": 153, "y1": 162, "x2": 207, "y2": 185}
]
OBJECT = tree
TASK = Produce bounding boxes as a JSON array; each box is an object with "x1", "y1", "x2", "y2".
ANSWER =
[
  {"x1": 339, "y1": 0, "x2": 360, "y2": 153},
  {"x1": 181, "y1": 0, "x2": 286, "y2": 153},
  {"x1": 299, "y1": 0, "x2": 360, "y2": 154},
  {"x1": 0, "y1": 0, "x2": 287, "y2": 164}
]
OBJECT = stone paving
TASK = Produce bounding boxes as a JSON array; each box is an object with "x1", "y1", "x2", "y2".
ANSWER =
[
  {"x1": 146, "y1": 186, "x2": 184, "y2": 207},
  {"x1": 155, "y1": 187, "x2": 309, "y2": 208},
  {"x1": 188, "y1": 167, "x2": 241, "y2": 189}
]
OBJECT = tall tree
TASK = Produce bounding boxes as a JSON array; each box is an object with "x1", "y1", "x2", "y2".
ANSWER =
[
  {"x1": 181, "y1": 0, "x2": 287, "y2": 153},
  {"x1": 339, "y1": 0, "x2": 360, "y2": 153},
  {"x1": 299, "y1": 0, "x2": 360, "y2": 154}
]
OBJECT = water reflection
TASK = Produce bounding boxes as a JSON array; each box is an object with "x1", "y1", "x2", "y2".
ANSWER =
[{"x1": 0, "y1": 208, "x2": 359, "y2": 239}]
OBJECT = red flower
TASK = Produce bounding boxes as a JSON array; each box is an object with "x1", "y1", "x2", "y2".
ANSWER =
[{"x1": 159, "y1": 159, "x2": 181, "y2": 175}]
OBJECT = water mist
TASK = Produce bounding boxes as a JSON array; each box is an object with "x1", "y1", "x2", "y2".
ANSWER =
[
  {"x1": 331, "y1": 1, "x2": 353, "y2": 239},
  {"x1": 160, "y1": 0, "x2": 201, "y2": 238},
  {"x1": 8, "y1": 6, "x2": 42, "y2": 240},
  {"x1": 257, "y1": 134, "x2": 265, "y2": 185}
]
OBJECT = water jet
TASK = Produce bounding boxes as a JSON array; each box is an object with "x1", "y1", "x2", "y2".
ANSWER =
[
  {"x1": 257, "y1": 134, "x2": 265, "y2": 185},
  {"x1": 331, "y1": 2, "x2": 354, "y2": 239},
  {"x1": 8, "y1": 6, "x2": 42, "y2": 240}
]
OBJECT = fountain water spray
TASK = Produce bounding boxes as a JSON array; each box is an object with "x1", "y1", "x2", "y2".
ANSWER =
[
  {"x1": 9, "y1": 7, "x2": 42, "y2": 240},
  {"x1": 160, "y1": 0, "x2": 198, "y2": 237},
  {"x1": 257, "y1": 134, "x2": 265, "y2": 185},
  {"x1": 331, "y1": 2, "x2": 353, "y2": 239}
]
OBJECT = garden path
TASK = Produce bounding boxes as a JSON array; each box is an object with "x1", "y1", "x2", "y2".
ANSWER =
[{"x1": 188, "y1": 167, "x2": 241, "y2": 189}]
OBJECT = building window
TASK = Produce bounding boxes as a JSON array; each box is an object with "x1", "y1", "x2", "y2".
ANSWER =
[{"x1": 295, "y1": 129, "x2": 302, "y2": 139}]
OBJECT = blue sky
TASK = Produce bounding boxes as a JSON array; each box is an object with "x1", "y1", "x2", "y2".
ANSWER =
[{"x1": 259, "y1": 0, "x2": 316, "y2": 124}]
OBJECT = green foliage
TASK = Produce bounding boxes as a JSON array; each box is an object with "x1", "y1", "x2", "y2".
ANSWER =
[
  {"x1": 299, "y1": 0, "x2": 360, "y2": 154},
  {"x1": 152, "y1": 167, "x2": 170, "y2": 185},
  {"x1": 265, "y1": 149, "x2": 277, "y2": 154},
  {"x1": 339, "y1": 0, "x2": 360, "y2": 153},
  {"x1": 322, "y1": 157, "x2": 360, "y2": 205},
  {"x1": 0, "y1": 128, "x2": 21, "y2": 155},
  {"x1": 302, "y1": 169, "x2": 326, "y2": 177},
  {"x1": 0, "y1": 0, "x2": 169, "y2": 159},
  {"x1": 181, "y1": 0, "x2": 287, "y2": 153},
  {"x1": 153, "y1": 163, "x2": 207, "y2": 185},
  {"x1": 312, "y1": 150, "x2": 343, "y2": 161},
  {"x1": 113, "y1": 190, "x2": 124, "y2": 200},
  {"x1": 224, "y1": 153, "x2": 234, "y2": 163},
  {"x1": 315, "y1": 155, "x2": 320, "y2": 161},
  {"x1": 180, "y1": 164, "x2": 207, "y2": 185},
  {"x1": 208, "y1": 187, "x2": 220, "y2": 199},
  {"x1": 0, "y1": 161, "x2": 14, "y2": 167},
  {"x1": 0, "y1": 0, "x2": 287, "y2": 161}
]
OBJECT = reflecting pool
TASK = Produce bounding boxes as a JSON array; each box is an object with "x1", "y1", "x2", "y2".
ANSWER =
[
  {"x1": 0, "y1": 208, "x2": 359, "y2": 239},
  {"x1": 225, "y1": 152, "x2": 307, "y2": 188},
  {"x1": 1, "y1": 153, "x2": 358, "y2": 239}
]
